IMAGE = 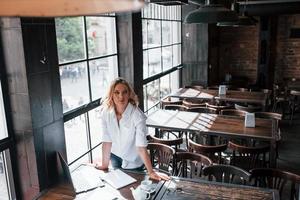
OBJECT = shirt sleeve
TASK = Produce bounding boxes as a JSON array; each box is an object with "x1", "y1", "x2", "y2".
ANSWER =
[
  {"x1": 134, "y1": 110, "x2": 148, "y2": 147},
  {"x1": 99, "y1": 107, "x2": 112, "y2": 142}
]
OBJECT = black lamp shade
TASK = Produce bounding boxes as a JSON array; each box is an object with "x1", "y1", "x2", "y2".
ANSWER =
[
  {"x1": 184, "y1": 4, "x2": 239, "y2": 24},
  {"x1": 217, "y1": 15, "x2": 258, "y2": 27}
]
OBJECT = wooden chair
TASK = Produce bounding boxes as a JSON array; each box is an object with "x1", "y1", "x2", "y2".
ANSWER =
[
  {"x1": 220, "y1": 109, "x2": 246, "y2": 117},
  {"x1": 205, "y1": 102, "x2": 232, "y2": 114},
  {"x1": 188, "y1": 139, "x2": 227, "y2": 164},
  {"x1": 272, "y1": 84, "x2": 289, "y2": 117},
  {"x1": 184, "y1": 85, "x2": 204, "y2": 91},
  {"x1": 203, "y1": 164, "x2": 250, "y2": 185},
  {"x1": 235, "y1": 103, "x2": 262, "y2": 113},
  {"x1": 182, "y1": 99, "x2": 206, "y2": 108},
  {"x1": 148, "y1": 135, "x2": 184, "y2": 152},
  {"x1": 147, "y1": 143, "x2": 175, "y2": 175},
  {"x1": 186, "y1": 106, "x2": 217, "y2": 114},
  {"x1": 289, "y1": 90, "x2": 300, "y2": 122},
  {"x1": 175, "y1": 152, "x2": 213, "y2": 178},
  {"x1": 161, "y1": 96, "x2": 182, "y2": 109},
  {"x1": 164, "y1": 104, "x2": 187, "y2": 111},
  {"x1": 250, "y1": 168, "x2": 300, "y2": 200},
  {"x1": 255, "y1": 111, "x2": 282, "y2": 158},
  {"x1": 228, "y1": 141, "x2": 270, "y2": 171}
]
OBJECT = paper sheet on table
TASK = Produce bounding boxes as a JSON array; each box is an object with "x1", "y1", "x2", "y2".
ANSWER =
[
  {"x1": 78, "y1": 186, "x2": 126, "y2": 200},
  {"x1": 102, "y1": 169, "x2": 137, "y2": 189}
]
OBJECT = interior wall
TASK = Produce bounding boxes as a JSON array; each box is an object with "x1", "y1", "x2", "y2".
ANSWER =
[
  {"x1": 218, "y1": 24, "x2": 259, "y2": 85},
  {"x1": 275, "y1": 14, "x2": 300, "y2": 82}
]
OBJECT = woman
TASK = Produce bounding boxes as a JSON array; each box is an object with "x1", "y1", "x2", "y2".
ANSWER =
[{"x1": 95, "y1": 78, "x2": 169, "y2": 181}]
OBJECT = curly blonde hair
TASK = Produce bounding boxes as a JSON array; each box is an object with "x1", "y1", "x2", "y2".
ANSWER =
[{"x1": 103, "y1": 77, "x2": 139, "y2": 109}]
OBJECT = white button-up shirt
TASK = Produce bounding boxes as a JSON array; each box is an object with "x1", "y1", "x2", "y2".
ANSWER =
[{"x1": 99, "y1": 103, "x2": 148, "y2": 169}]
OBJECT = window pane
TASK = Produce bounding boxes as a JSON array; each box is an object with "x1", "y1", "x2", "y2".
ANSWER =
[
  {"x1": 0, "y1": 81, "x2": 8, "y2": 140},
  {"x1": 173, "y1": 44, "x2": 181, "y2": 66},
  {"x1": 89, "y1": 56, "x2": 118, "y2": 101},
  {"x1": 143, "y1": 51, "x2": 149, "y2": 78},
  {"x1": 172, "y1": 21, "x2": 181, "y2": 44},
  {"x1": 162, "y1": 21, "x2": 172, "y2": 46},
  {"x1": 0, "y1": 152, "x2": 9, "y2": 200},
  {"x1": 142, "y1": 20, "x2": 148, "y2": 49},
  {"x1": 147, "y1": 20, "x2": 161, "y2": 48},
  {"x1": 55, "y1": 17, "x2": 86, "y2": 63},
  {"x1": 148, "y1": 48, "x2": 162, "y2": 76},
  {"x1": 60, "y1": 62, "x2": 89, "y2": 112},
  {"x1": 88, "y1": 108, "x2": 101, "y2": 148},
  {"x1": 64, "y1": 115, "x2": 89, "y2": 164},
  {"x1": 162, "y1": 46, "x2": 172, "y2": 71},
  {"x1": 86, "y1": 17, "x2": 117, "y2": 58},
  {"x1": 160, "y1": 75, "x2": 171, "y2": 98},
  {"x1": 146, "y1": 80, "x2": 160, "y2": 110}
]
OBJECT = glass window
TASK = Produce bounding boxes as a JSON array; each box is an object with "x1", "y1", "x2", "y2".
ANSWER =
[
  {"x1": 142, "y1": 4, "x2": 182, "y2": 111},
  {"x1": 56, "y1": 14, "x2": 118, "y2": 166},
  {"x1": 0, "y1": 81, "x2": 8, "y2": 140},
  {"x1": 0, "y1": 152, "x2": 9, "y2": 200}
]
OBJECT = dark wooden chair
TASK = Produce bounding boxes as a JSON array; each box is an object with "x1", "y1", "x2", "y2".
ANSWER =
[
  {"x1": 203, "y1": 164, "x2": 250, "y2": 185},
  {"x1": 272, "y1": 84, "x2": 289, "y2": 117},
  {"x1": 235, "y1": 103, "x2": 262, "y2": 113},
  {"x1": 184, "y1": 85, "x2": 204, "y2": 91},
  {"x1": 175, "y1": 152, "x2": 213, "y2": 178},
  {"x1": 164, "y1": 104, "x2": 187, "y2": 111},
  {"x1": 250, "y1": 168, "x2": 300, "y2": 200},
  {"x1": 205, "y1": 102, "x2": 232, "y2": 114},
  {"x1": 289, "y1": 90, "x2": 300, "y2": 123},
  {"x1": 182, "y1": 99, "x2": 206, "y2": 108},
  {"x1": 161, "y1": 96, "x2": 182, "y2": 109},
  {"x1": 147, "y1": 143, "x2": 175, "y2": 175},
  {"x1": 148, "y1": 135, "x2": 184, "y2": 152},
  {"x1": 188, "y1": 139, "x2": 227, "y2": 164},
  {"x1": 255, "y1": 111, "x2": 282, "y2": 158},
  {"x1": 186, "y1": 106, "x2": 217, "y2": 114},
  {"x1": 220, "y1": 109, "x2": 246, "y2": 117},
  {"x1": 228, "y1": 141, "x2": 270, "y2": 171}
]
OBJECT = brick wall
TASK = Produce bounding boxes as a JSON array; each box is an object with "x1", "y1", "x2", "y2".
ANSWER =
[
  {"x1": 275, "y1": 14, "x2": 300, "y2": 83},
  {"x1": 218, "y1": 25, "x2": 259, "y2": 85}
]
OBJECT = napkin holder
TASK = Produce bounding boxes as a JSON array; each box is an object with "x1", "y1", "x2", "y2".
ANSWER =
[
  {"x1": 218, "y1": 85, "x2": 226, "y2": 95},
  {"x1": 245, "y1": 113, "x2": 255, "y2": 128}
]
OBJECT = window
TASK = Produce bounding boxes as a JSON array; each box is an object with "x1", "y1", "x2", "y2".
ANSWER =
[
  {"x1": 142, "y1": 4, "x2": 182, "y2": 112},
  {"x1": 0, "y1": 80, "x2": 16, "y2": 200},
  {"x1": 55, "y1": 14, "x2": 118, "y2": 167}
]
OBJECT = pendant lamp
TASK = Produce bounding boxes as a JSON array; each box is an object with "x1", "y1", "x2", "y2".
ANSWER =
[
  {"x1": 184, "y1": 0, "x2": 238, "y2": 24},
  {"x1": 0, "y1": 0, "x2": 145, "y2": 17}
]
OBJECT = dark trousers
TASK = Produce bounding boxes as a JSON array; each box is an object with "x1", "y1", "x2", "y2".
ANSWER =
[{"x1": 110, "y1": 153, "x2": 144, "y2": 171}]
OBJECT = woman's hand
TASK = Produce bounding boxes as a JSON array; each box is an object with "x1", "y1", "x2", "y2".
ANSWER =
[{"x1": 148, "y1": 171, "x2": 170, "y2": 181}]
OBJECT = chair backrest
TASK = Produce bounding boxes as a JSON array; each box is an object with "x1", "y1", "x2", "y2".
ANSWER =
[
  {"x1": 184, "y1": 85, "x2": 204, "y2": 91},
  {"x1": 203, "y1": 164, "x2": 250, "y2": 185},
  {"x1": 164, "y1": 104, "x2": 187, "y2": 111},
  {"x1": 188, "y1": 139, "x2": 227, "y2": 164},
  {"x1": 161, "y1": 97, "x2": 182, "y2": 109},
  {"x1": 228, "y1": 141, "x2": 270, "y2": 171},
  {"x1": 182, "y1": 99, "x2": 206, "y2": 108},
  {"x1": 235, "y1": 103, "x2": 262, "y2": 113},
  {"x1": 187, "y1": 106, "x2": 217, "y2": 114},
  {"x1": 175, "y1": 152, "x2": 213, "y2": 178},
  {"x1": 205, "y1": 102, "x2": 232, "y2": 114},
  {"x1": 148, "y1": 135, "x2": 183, "y2": 152},
  {"x1": 147, "y1": 143, "x2": 175, "y2": 174},
  {"x1": 250, "y1": 168, "x2": 300, "y2": 200},
  {"x1": 220, "y1": 109, "x2": 246, "y2": 117}
]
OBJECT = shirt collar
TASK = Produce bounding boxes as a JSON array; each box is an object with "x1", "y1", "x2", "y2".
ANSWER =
[{"x1": 122, "y1": 103, "x2": 134, "y2": 119}]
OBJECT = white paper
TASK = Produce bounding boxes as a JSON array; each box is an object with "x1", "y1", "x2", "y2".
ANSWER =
[{"x1": 102, "y1": 169, "x2": 137, "y2": 189}]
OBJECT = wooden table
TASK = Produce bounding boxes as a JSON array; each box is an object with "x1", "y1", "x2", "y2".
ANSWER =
[
  {"x1": 146, "y1": 109, "x2": 277, "y2": 167},
  {"x1": 38, "y1": 170, "x2": 164, "y2": 200},
  {"x1": 156, "y1": 177, "x2": 279, "y2": 200},
  {"x1": 169, "y1": 88, "x2": 269, "y2": 110}
]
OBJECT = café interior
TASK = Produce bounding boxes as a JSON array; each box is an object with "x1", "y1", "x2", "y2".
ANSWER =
[{"x1": 1, "y1": 0, "x2": 300, "y2": 199}]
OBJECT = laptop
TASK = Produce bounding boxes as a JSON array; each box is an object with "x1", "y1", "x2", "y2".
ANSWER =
[{"x1": 57, "y1": 152, "x2": 104, "y2": 195}]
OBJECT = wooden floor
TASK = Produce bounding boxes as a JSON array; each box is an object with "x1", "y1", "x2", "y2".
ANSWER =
[{"x1": 277, "y1": 114, "x2": 300, "y2": 175}]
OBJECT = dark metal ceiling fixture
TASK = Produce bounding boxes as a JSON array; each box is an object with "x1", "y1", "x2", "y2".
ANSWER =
[
  {"x1": 184, "y1": 0, "x2": 239, "y2": 24},
  {"x1": 149, "y1": 0, "x2": 188, "y2": 5},
  {"x1": 0, "y1": 0, "x2": 145, "y2": 17},
  {"x1": 217, "y1": 15, "x2": 257, "y2": 27}
]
